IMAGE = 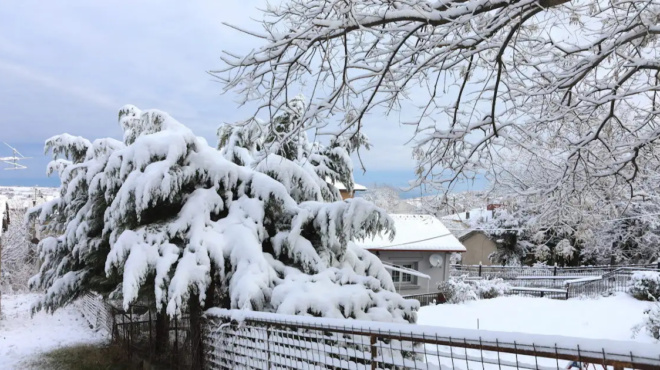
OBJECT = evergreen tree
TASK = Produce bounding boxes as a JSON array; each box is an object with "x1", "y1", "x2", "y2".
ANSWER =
[{"x1": 29, "y1": 104, "x2": 417, "y2": 321}]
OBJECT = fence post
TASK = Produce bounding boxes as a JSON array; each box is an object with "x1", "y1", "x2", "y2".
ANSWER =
[
  {"x1": 370, "y1": 334, "x2": 377, "y2": 370},
  {"x1": 553, "y1": 265, "x2": 557, "y2": 276},
  {"x1": 148, "y1": 309, "x2": 153, "y2": 354},
  {"x1": 478, "y1": 263, "x2": 482, "y2": 277},
  {"x1": 174, "y1": 315, "x2": 179, "y2": 366}
]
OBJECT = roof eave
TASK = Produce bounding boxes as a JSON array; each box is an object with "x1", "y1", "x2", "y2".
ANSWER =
[{"x1": 366, "y1": 248, "x2": 466, "y2": 253}]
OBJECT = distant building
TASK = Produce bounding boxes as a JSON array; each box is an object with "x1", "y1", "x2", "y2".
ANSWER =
[
  {"x1": 328, "y1": 179, "x2": 367, "y2": 200},
  {"x1": 355, "y1": 214, "x2": 466, "y2": 294},
  {"x1": 441, "y1": 208, "x2": 498, "y2": 266}
]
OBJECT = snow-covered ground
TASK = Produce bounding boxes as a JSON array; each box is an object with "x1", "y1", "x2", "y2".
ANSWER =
[
  {"x1": 418, "y1": 293, "x2": 656, "y2": 343},
  {"x1": 0, "y1": 294, "x2": 106, "y2": 369}
]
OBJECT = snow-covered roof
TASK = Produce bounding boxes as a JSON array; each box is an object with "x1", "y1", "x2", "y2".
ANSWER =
[
  {"x1": 441, "y1": 207, "x2": 493, "y2": 222},
  {"x1": 440, "y1": 208, "x2": 493, "y2": 240},
  {"x1": 355, "y1": 214, "x2": 466, "y2": 252},
  {"x1": 440, "y1": 219, "x2": 472, "y2": 239},
  {"x1": 326, "y1": 178, "x2": 367, "y2": 192}
]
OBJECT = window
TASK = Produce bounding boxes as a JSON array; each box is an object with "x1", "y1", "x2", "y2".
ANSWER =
[{"x1": 390, "y1": 262, "x2": 418, "y2": 285}]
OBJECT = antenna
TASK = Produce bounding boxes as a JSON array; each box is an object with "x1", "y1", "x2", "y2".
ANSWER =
[{"x1": 0, "y1": 142, "x2": 30, "y2": 170}]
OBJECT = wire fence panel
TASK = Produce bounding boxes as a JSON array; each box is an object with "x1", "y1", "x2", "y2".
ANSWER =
[
  {"x1": 204, "y1": 309, "x2": 660, "y2": 370},
  {"x1": 452, "y1": 264, "x2": 659, "y2": 281},
  {"x1": 75, "y1": 292, "x2": 114, "y2": 336}
]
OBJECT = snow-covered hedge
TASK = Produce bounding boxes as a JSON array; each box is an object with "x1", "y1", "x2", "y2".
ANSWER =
[
  {"x1": 476, "y1": 278, "x2": 512, "y2": 299},
  {"x1": 438, "y1": 276, "x2": 511, "y2": 303},
  {"x1": 629, "y1": 271, "x2": 660, "y2": 301},
  {"x1": 634, "y1": 303, "x2": 660, "y2": 340}
]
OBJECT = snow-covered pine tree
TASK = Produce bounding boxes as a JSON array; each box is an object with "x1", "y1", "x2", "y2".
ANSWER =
[
  {"x1": 29, "y1": 105, "x2": 417, "y2": 366},
  {"x1": 27, "y1": 134, "x2": 123, "y2": 311},
  {"x1": 30, "y1": 103, "x2": 417, "y2": 322}
]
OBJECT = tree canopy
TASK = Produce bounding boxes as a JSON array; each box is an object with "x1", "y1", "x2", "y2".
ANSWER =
[{"x1": 218, "y1": 0, "x2": 660, "y2": 207}]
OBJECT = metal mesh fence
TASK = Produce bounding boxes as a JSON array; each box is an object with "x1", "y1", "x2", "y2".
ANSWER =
[
  {"x1": 451, "y1": 264, "x2": 658, "y2": 280},
  {"x1": 75, "y1": 292, "x2": 114, "y2": 336},
  {"x1": 204, "y1": 309, "x2": 660, "y2": 370}
]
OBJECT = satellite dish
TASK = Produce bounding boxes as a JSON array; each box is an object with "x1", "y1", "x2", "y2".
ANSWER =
[{"x1": 429, "y1": 253, "x2": 444, "y2": 267}]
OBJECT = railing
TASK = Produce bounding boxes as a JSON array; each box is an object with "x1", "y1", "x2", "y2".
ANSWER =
[
  {"x1": 76, "y1": 293, "x2": 193, "y2": 369},
  {"x1": 452, "y1": 264, "x2": 658, "y2": 280},
  {"x1": 204, "y1": 308, "x2": 660, "y2": 370},
  {"x1": 75, "y1": 292, "x2": 114, "y2": 335},
  {"x1": 564, "y1": 268, "x2": 653, "y2": 299},
  {"x1": 402, "y1": 292, "x2": 445, "y2": 307}
]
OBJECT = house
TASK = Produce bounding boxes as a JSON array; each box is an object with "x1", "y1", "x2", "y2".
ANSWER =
[
  {"x1": 440, "y1": 208, "x2": 498, "y2": 266},
  {"x1": 328, "y1": 179, "x2": 367, "y2": 199},
  {"x1": 354, "y1": 214, "x2": 466, "y2": 295}
]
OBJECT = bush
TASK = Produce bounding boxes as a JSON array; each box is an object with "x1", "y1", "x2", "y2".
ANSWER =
[
  {"x1": 437, "y1": 276, "x2": 511, "y2": 303},
  {"x1": 633, "y1": 303, "x2": 660, "y2": 340},
  {"x1": 629, "y1": 271, "x2": 660, "y2": 301},
  {"x1": 475, "y1": 278, "x2": 511, "y2": 299},
  {"x1": 438, "y1": 276, "x2": 478, "y2": 303}
]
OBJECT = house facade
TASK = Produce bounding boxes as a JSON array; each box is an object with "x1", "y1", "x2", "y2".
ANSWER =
[
  {"x1": 441, "y1": 209, "x2": 498, "y2": 266},
  {"x1": 355, "y1": 214, "x2": 466, "y2": 295}
]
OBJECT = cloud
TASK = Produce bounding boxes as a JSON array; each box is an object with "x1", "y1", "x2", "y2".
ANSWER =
[
  {"x1": 0, "y1": 59, "x2": 120, "y2": 109},
  {"x1": 0, "y1": 0, "x2": 422, "y2": 187}
]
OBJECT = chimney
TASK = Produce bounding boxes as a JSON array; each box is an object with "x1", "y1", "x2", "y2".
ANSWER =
[{"x1": 465, "y1": 211, "x2": 470, "y2": 220}]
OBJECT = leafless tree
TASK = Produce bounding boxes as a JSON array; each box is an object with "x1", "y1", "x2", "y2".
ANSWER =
[{"x1": 217, "y1": 0, "x2": 660, "y2": 200}]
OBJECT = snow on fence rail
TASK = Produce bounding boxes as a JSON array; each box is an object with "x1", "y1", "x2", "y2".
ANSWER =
[{"x1": 204, "y1": 308, "x2": 660, "y2": 370}]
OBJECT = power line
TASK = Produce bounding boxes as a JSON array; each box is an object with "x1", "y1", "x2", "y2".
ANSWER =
[{"x1": 378, "y1": 232, "x2": 454, "y2": 248}]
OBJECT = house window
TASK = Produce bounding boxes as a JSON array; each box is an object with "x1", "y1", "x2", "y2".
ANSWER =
[{"x1": 390, "y1": 262, "x2": 418, "y2": 285}]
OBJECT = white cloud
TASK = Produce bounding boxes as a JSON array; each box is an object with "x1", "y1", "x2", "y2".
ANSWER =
[
  {"x1": 0, "y1": 0, "x2": 420, "y2": 186},
  {"x1": 0, "y1": 59, "x2": 120, "y2": 109}
]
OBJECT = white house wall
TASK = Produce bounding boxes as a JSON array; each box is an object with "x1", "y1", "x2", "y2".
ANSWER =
[{"x1": 373, "y1": 250, "x2": 449, "y2": 296}]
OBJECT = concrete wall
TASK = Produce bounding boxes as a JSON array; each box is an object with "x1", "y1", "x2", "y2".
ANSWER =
[
  {"x1": 459, "y1": 232, "x2": 497, "y2": 266},
  {"x1": 374, "y1": 250, "x2": 451, "y2": 295}
]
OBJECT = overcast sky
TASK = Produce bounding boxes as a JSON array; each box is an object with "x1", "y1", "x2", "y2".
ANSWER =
[{"x1": 0, "y1": 0, "x2": 485, "y2": 195}]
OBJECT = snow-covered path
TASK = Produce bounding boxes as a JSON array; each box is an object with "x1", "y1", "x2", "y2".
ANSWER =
[
  {"x1": 418, "y1": 293, "x2": 657, "y2": 343},
  {"x1": 0, "y1": 294, "x2": 107, "y2": 369}
]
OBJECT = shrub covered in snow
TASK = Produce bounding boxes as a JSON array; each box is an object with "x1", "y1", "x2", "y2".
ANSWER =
[
  {"x1": 438, "y1": 276, "x2": 511, "y2": 303},
  {"x1": 629, "y1": 271, "x2": 660, "y2": 301},
  {"x1": 474, "y1": 278, "x2": 511, "y2": 299},
  {"x1": 438, "y1": 276, "x2": 478, "y2": 304},
  {"x1": 633, "y1": 303, "x2": 660, "y2": 340},
  {"x1": 28, "y1": 102, "x2": 418, "y2": 325}
]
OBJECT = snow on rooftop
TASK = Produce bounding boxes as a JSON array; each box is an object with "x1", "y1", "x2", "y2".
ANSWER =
[
  {"x1": 355, "y1": 214, "x2": 466, "y2": 252},
  {"x1": 440, "y1": 208, "x2": 493, "y2": 239},
  {"x1": 441, "y1": 207, "x2": 493, "y2": 223},
  {"x1": 326, "y1": 178, "x2": 367, "y2": 191}
]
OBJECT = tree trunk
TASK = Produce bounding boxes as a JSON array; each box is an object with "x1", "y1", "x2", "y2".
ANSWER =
[
  {"x1": 189, "y1": 294, "x2": 203, "y2": 369},
  {"x1": 155, "y1": 307, "x2": 170, "y2": 355}
]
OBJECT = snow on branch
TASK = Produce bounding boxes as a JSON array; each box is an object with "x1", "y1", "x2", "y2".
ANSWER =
[
  {"x1": 217, "y1": 0, "x2": 660, "y2": 204},
  {"x1": 30, "y1": 104, "x2": 417, "y2": 324}
]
